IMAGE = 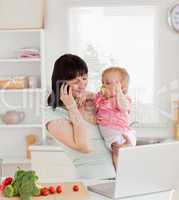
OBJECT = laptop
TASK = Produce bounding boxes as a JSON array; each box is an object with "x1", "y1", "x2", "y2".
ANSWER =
[{"x1": 88, "y1": 141, "x2": 179, "y2": 199}]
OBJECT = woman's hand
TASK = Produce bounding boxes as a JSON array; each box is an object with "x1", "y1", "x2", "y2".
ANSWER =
[
  {"x1": 60, "y1": 83, "x2": 77, "y2": 110},
  {"x1": 76, "y1": 93, "x2": 87, "y2": 108}
]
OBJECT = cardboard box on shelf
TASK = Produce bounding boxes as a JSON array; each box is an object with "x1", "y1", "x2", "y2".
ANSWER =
[{"x1": 0, "y1": 76, "x2": 29, "y2": 89}]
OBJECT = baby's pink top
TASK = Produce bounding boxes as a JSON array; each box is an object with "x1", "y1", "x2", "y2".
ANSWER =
[{"x1": 93, "y1": 92, "x2": 132, "y2": 132}]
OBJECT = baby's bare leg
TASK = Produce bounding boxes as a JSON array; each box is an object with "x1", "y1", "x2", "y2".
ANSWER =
[
  {"x1": 111, "y1": 142, "x2": 121, "y2": 171},
  {"x1": 112, "y1": 151, "x2": 118, "y2": 171}
]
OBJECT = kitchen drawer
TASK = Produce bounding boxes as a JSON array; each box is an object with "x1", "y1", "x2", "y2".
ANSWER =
[
  {"x1": 31, "y1": 150, "x2": 73, "y2": 165},
  {"x1": 32, "y1": 163, "x2": 78, "y2": 182}
]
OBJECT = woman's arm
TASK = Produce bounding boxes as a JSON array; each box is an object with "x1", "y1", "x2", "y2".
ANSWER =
[
  {"x1": 67, "y1": 105, "x2": 92, "y2": 153},
  {"x1": 47, "y1": 84, "x2": 92, "y2": 153},
  {"x1": 47, "y1": 109, "x2": 92, "y2": 153}
]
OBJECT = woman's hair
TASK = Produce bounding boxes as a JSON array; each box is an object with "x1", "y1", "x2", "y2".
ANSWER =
[
  {"x1": 47, "y1": 54, "x2": 88, "y2": 109},
  {"x1": 102, "y1": 66, "x2": 130, "y2": 94}
]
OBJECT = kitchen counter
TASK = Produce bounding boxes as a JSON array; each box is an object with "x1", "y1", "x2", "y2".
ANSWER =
[{"x1": 0, "y1": 181, "x2": 174, "y2": 200}]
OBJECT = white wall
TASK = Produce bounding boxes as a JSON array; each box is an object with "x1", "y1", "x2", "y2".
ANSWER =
[
  {"x1": 44, "y1": 0, "x2": 69, "y2": 90},
  {"x1": 44, "y1": 0, "x2": 179, "y2": 138},
  {"x1": 154, "y1": 1, "x2": 179, "y2": 122}
]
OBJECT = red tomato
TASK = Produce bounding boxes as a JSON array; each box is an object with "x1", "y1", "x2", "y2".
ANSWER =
[
  {"x1": 56, "y1": 185, "x2": 62, "y2": 193},
  {"x1": 73, "y1": 185, "x2": 79, "y2": 192},
  {"x1": 0, "y1": 184, "x2": 4, "y2": 192},
  {"x1": 49, "y1": 186, "x2": 55, "y2": 194},
  {"x1": 2, "y1": 177, "x2": 13, "y2": 187},
  {"x1": 41, "y1": 187, "x2": 49, "y2": 196}
]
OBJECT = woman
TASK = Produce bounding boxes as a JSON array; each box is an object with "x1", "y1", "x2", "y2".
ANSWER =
[{"x1": 45, "y1": 54, "x2": 129, "y2": 179}]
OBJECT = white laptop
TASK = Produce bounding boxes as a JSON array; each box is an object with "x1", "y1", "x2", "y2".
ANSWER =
[{"x1": 88, "y1": 141, "x2": 179, "y2": 199}]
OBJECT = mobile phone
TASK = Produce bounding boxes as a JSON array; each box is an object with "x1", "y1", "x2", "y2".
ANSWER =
[{"x1": 64, "y1": 82, "x2": 70, "y2": 94}]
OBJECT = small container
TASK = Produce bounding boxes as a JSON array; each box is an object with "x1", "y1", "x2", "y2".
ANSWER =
[
  {"x1": 28, "y1": 76, "x2": 39, "y2": 89},
  {"x1": 171, "y1": 100, "x2": 179, "y2": 121},
  {"x1": 175, "y1": 124, "x2": 179, "y2": 140},
  {"x1": 0, "y1": 76, "x2": 29, "y2": 89},
  {"x1": 26, "y1": 134, "x2": 37, "y2": 159}
]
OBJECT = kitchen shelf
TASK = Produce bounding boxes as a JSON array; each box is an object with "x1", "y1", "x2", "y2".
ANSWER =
[
  {"x1": 0, "y1": 58, "x2": 41, "y2": 63},
  {"x1": 0, "y1": 124, "x2": 43, "y2": 128},
  {"x1": 0, "y1": 29, "x2": 45, "y2": 166},
  {"x1": 0, "y1": 29, "x2": 43, "y2": 33},
  {"x1": 0, "y1": 88, "x2": 42, "y2": 93},
  {"x1": 1, "y1": 158, "x2": 31, "y2": 165}
]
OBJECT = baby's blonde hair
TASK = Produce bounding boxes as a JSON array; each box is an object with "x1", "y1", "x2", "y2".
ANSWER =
[{"x1": 102, "y1": 66, "x2": 130, "y2": 94}]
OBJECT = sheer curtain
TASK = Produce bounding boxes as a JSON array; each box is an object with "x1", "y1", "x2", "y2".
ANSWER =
[
  {"x1": 69, "y1": 6, "x2": 154, "y2": 96},
  {"x1": 64, "y1": 3, "x2": 167, "y2": 126},
  {"x1": 51, "y1": 0, "x2": 166, "y2": 127}
]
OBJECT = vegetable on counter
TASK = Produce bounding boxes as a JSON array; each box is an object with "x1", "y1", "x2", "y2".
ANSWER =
[
  {"x1": 1, "y1": 169, "x2": 41, "y2": 200},
  {"x1": 1, "y1": 169, "x2": 81, "y2": 199},
  {"x1": 48, "y1": 186, "x2": 55, "y2": 194},
  {"x1": 56, "y1": 185, "x2": 62, "y2": 193},
  {"x1": 2, "y1": 177, "x2": 13, "y2": 187},
  {"x1": 73, "y1": 185, "x2": 79, "y2": 192},
  {"x1": 3, "y1": 185, "x2": 14, "y2": 197}
]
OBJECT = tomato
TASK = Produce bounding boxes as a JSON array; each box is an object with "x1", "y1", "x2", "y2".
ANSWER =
[
  {"x1": 73, "y1": 185, "x2": 79, "y2": 192},
  {"x1": 49, "y1": 186, "x2": 55, "y2": 194},
  {"x1": 0, "y1": 184, "x2": 4, "y2": 192},
  {"x1": 2, "y1": 177, "x2": 13, "y2": 187},
  {"x1": 56, "y1": 185, "x2": 62, "y2": 193},
  {"x1": 41, "y1": 187, "x2": 49, "y2": 196}
]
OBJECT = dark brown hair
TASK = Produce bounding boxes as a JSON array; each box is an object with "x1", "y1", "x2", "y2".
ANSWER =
[{"x1": 47, "y1": 54, "x2": 88, "y2": 109}]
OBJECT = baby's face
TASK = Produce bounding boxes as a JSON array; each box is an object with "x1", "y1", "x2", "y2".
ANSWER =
[{"x1": 102, "y1": 72, "x2": 122, "y2": 97}]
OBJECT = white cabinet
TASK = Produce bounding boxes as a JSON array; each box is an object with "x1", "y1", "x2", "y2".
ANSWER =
[
  {"x1": 0, "y1": 29, "x2": 45, "y2": 177},
  {"x1": 0, "y1": 0, "x2": 44, "y2": 29},
  {"x1": 30, "y1": 145, "x2": 78, "y2": 183}
]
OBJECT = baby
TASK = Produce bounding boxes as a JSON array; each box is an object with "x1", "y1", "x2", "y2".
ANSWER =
[{"x1": 93, "y1": 67, "x2": 136, "y2": 169}]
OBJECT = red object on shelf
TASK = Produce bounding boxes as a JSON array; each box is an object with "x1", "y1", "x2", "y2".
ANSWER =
[
  {"x1": 56, "y1": 185, "x2": 62, "y2": 193},
  {"x1": 73, "y1": 185, "x2": 79, "y2": 192}
]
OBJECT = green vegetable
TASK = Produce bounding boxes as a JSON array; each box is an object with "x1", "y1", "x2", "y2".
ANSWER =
[
  {"x1": 9, "y1": 169, "x2": 41, "y2": 200},
  {"x1": 32, "y1": 184, "x2": 41, "y2": 196},
  {"x1": 3, "y1": 185, "x2": 14, "y2": 197}
]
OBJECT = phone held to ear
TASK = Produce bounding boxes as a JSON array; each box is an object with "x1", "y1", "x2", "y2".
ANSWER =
[{"x1": 64, "y1": 82, "x2": 70, "y2": 94}]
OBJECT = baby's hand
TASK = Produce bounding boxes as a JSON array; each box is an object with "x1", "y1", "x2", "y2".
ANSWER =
[
  {"x1": 100, "y1": 86, "x2": 111, "y2": 98},
  {"x1": 114, "y1": 82, "x2": 123, "y2": 97},
  {"x1": 115, "y1": 83, "x2": 130, "y2": 111}
]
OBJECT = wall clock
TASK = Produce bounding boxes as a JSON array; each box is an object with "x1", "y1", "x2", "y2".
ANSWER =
[{"x1": 168, "y1": 3, "x2": 179, "y2": 33}]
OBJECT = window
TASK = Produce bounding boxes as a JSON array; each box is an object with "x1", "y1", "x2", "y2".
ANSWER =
[
  {"x1": 67, "y1": 5, "x2": 162, "y2": 126},
  {"x1": 69, "y1": 6, "x2": 155, "y2": 102}
]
